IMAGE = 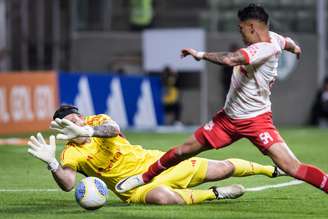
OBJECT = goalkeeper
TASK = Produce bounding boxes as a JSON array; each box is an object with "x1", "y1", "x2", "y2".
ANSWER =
[{"x1": 27, "y1": 105, "x2": 285, "y2": 205}]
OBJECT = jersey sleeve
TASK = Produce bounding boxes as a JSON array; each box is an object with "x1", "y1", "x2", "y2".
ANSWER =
[
  {"x1": 270, "y1": 31, "x2": 286, "y2": 49},
  {"x1": 60, "y1": 144, "x2": 81, "y2": 171},
  {"x1": 85, "y1": 114, "x2": 120, "y2": 132},
  {"x1": 84, "y1": 114, "x2": 111, "y2": 126},
  {"x1": 240, "y1": 42, "x2": 278, "y2": 65}
]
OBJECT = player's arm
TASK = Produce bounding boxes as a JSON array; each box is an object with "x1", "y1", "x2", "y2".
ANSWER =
[
  {"x1": 50, "y1": 118, "x2": 120, "y2": 140},
  {"x1": 181, "y1": 48, "x2": 248, "y2": 66},
  {"x1": 27, "y1": 133, "x2": 76, "y2": 192},
  {"x1": 92, "y1": 120, "x2": 120, "y2": 137},
  {"x1": 284, "y1": 37, "x2": 302, "y2": 59},
  {"x1": 51, "y1": 166, "x2": 76, "y2": 192}
]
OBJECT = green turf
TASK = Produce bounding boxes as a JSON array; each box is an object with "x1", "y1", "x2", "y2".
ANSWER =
[{"x1": 0, "y1": 128, "x2": 328, "y2": 219}]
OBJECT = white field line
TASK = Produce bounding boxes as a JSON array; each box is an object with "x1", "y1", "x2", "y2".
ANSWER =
[
  {"x1": 0, "y1": 188, "x2": 61, "y2": 192},
  {"x1": 0, "y1": 180, "x2": 304, "y2": 193},
  {"x1": 245, "y1": 180, "x2": 304, "y2": 192}
]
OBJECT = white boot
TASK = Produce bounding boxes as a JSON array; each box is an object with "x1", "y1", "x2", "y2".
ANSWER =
[{"x1": 211, "y1": 184, "x2": 245, "y2": 199}]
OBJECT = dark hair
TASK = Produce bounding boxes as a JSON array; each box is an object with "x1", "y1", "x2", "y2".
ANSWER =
[
  {"x1": 238, "y1": 4, "x2": 269, "y2": 24},
  {"x1": 53, "y1": 104, "x2": 80, "y2": 120},
  {"x1": 324, "y1": 77, "x2": 328, "y2": 85}
]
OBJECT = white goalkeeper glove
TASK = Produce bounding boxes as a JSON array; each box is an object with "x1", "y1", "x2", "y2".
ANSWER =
[
  {"x1": 50, "y1": 118, "x2": 94, "y2": 140},
  {"x1": 27, "y1": 133, "x2": 59, "y2": 172}
]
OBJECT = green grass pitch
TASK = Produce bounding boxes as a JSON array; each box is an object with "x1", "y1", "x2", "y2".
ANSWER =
[{"x1": 0, "y1": 127, "x2": 328, "y2": 219}]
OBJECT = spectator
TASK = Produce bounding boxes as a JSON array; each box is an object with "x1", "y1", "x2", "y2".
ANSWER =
[
  {"x1": 129, "y1": 0, "x2": 154, "y2": 31},
  {"x1": 310, "y1": 77, "x2": 328, "y2": 127},
  {"x1": 162, "y1": 66, "x2": 182, "y2": 126}
]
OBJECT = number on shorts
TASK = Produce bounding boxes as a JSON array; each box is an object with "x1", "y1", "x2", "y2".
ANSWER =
[
  {"x1": 204, "y1": 120, "x2": 214, "y2": 131},
  {"x1": 259, "y1": 132, "x2": 273, "y2": 145}
]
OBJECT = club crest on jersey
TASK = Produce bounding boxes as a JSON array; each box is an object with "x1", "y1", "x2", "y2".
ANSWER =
[{"x1": 204, "y1": 120, "x2": 214, "y2": 131}]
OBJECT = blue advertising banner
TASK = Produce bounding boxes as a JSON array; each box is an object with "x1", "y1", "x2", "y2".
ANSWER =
[{"x1": 58, "y1": 72, "x2": 163, "y2": 128}]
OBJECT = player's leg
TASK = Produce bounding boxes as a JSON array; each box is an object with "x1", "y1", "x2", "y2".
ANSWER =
[
  {"x1": 115, "y1": 111, "x2": 236, "y2": 193},
  {"x1": 243, "y1": 112, "x2": 328, "y2": 193},
  {"x1": 145, "y1": 185, "x2": 244, "y2": 205},
  {"x1": 128, "y1": 183, "x2": 185, "y2": 205},
  {"x1": 204, "y1": 160, "x2": 234, "y2": 181},
  {"x1": 115, "y1": 136, "x2": 212, "y2": 193},
  {"x1": 145, "y1": 186, "x2": 185, "y2": 204},
  {"x1": 227, "y1": 158, "x2": 283, "y2": 178},
  {"x1": 145, "y1": 186, "x2": 216, "y2": 205},
  {"x1": 142, "y1": 136, "x2": 212, "y2": 183},
  {"x1": 204, "y1": 159, "x2": 283, "y2": 183},
  {"x1": 267, "y1": 142, "x2": 328, "y2": 193},
  {"x1": 133, "y1": 157, "x2": 245, "y2": 205}
]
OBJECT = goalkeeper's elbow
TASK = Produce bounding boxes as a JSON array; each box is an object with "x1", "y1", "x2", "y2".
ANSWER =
[
  {"x1": 108, "y1": 123, "x2": 121, "y2": 137},
  {"x1": 114, "y1": 127, "x2": 121, "y2": 136},
  {"x1": 62, "y1": 187, "x2": 74, "y2": 192},
  {"x1": 60, "y1": 183, "x2": 75, "y2": 192}
]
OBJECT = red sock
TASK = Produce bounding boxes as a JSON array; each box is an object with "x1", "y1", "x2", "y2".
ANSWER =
[
  {"x1": 142, "y1": 148, "x2": 183, "y2": 182},
  {"x1": 295, "y1": 164, "x2": 328, "y2": 193}
]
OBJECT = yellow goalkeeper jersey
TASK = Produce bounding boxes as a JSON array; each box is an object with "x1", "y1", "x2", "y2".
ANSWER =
[{"x1": 60, "y1": 114, "x2": 163, "y2": 201}]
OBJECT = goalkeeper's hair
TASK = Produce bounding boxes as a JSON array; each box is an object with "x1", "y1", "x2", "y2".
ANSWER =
[
  {"x1": 53, "y1": 104, "x2": 80, "y2": 120},
  {"x1": 238, "y1": 3, "x2": 269, "y2": 24}
]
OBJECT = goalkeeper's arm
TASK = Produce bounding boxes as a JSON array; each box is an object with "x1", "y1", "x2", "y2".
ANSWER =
[
  {"x1": 27, "y1": 133, "x2": 76, "y2": 192},
  {"x1": 50, "y1": 118, "x2": 121, "y2": 140},
  {"x1": 91, "y1": 120, "x2": 121, "y2": 138},
  {"x1": 51, "y1": 166, "x2": 76, "y2": 192}
]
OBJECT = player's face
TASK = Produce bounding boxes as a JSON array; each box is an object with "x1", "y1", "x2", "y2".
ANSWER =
[
  {"x1": 64, "y1": 113, "x2": 90, "y2": 144},
  {"x1": 239, "y1": 21, "x2": 255, "y2": 45}
]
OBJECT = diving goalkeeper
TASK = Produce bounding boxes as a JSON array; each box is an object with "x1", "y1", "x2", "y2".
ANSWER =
[{"x1": 27, "y1": 105, "x2": 285, "y2": 205}]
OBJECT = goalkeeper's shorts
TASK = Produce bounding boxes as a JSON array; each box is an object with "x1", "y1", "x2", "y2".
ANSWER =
[{"x1": 127, "y1": 157, "x2": 208, "y2": 203}]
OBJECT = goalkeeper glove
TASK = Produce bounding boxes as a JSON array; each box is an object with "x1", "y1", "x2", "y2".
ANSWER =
[
  {"x1": 50, "y1": 118, "x2": 94, "y2": 140},
  {"x1": 27, "y1": 133, "x2": 59, "y2": 172}
]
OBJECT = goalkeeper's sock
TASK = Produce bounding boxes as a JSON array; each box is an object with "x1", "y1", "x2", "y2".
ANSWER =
[
  {"x1": 142, "y1": 148, "x2": 185, "y2": 183},
  {"x1": 173, "y1": 189, "x2": 216, "y2": 204},
  {"x1": 295, "y1": 164, "x2": 328, "y2": 193},
  {"x1": 228, "y1": 158, "x2": 275, "y2": 177}
]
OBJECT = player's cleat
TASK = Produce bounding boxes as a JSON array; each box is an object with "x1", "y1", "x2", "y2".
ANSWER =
[
  {"x1": 210, "y1": 184, "x2": 245, "y2": 199},
  {"x1": 115, "y1": 174, "x2": 145, "y2": 193},
  {"x1": 271, "y1": 166, "x2": 287, "y2": 178}
]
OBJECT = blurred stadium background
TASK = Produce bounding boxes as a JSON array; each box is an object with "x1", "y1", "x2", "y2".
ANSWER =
[{"x1": 0, "y1": 0, "x2": 327, "y2": 135}]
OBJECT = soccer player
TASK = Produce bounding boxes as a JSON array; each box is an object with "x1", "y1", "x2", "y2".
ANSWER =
[
  {"x1": 115, "y1": 4, "x2": 328, "y2": 194},
  {"x1": 27, "y1": 105, "x2": 285, "y2": 205}
]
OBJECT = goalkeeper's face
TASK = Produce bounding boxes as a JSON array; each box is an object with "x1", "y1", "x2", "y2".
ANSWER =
[{"x1": 64, "y1": 113, "x2": 90, "y2": 144}]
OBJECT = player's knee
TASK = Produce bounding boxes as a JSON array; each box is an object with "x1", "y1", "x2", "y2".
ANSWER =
[
  {"x1": 148, "y1": 193, "x2": 178, "y2": 205},
  {"x1": 223, "y1": 160, "x2": 235, "y2": 175},
  {"x1": 155, "y1": 196, "x2": 179, "y2": 205},
  {"x1": 61, "y1": 185, "x2": 74, "y2": 192},
  {"x1": 278, "y1": 159, "x2": 301, "y2": 176},
  {"x1": 146, "y1": 187, "x2": 181, "y2": 205},
  {"x1": 268, "y1": 143, "x2": 301, "y2": 176},
  {"x1": 218, "y1": 160, "x2": 234, "y2": 177}
]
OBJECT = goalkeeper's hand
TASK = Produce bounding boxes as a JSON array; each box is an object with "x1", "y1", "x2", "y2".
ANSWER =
[
  {"x1": 50, "y1": 118, "x2": 94, "y2": 140},
  {"x1": 27, "y1": 133, "x2": 60, "y2": 172},
  {"x1": 28, "y1": 133, "x2": 56, "y2": 164}
]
